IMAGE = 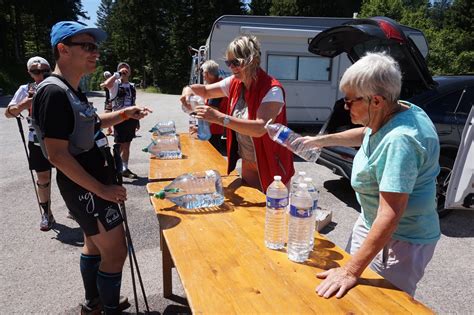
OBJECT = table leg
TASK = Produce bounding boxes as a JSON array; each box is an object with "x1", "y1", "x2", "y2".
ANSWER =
[{"x1": 162, "y1": 237, "x2": 173, "y2": 298}]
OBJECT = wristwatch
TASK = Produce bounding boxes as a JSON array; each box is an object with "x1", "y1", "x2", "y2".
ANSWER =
[{"x1": 222, "y1": 115, "x2": 230, "y2": 126}]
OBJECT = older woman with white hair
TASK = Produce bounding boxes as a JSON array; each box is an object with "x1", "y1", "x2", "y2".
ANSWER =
[
  {"x1": 181, "y1": 35, "x2": 294, "y2": 192},
  {"x1": 199, "y1": 60, "x2": 228, "y2": 152},
  {"x1": 297, "y1": 52, "x2": 440, "y2": 298}
]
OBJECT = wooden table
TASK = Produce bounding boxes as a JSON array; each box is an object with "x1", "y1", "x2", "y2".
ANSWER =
[
  {"x1": 147, "y1": 176, "x2": 433, "y2": 314},
  {"x1": 148, "y1": 133, "x2": 233, "y2": 181}
]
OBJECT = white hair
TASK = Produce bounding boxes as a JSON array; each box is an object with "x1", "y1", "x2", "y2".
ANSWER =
[
  {"x1": 200, "y1": 60, "x2": 220, "y2": 77},
  {"x1": 340, "y1": 52, "x2": 402, "y2": 103},
  {"x1": 27, "y1": 56, "x2": 50, "y2": 70}
]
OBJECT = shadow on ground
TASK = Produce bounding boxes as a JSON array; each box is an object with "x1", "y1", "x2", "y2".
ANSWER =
[
  {"x1": 323, "y1": 178, "x2": 360, "y2": 211},
  {"x1": 51, "y1": 222, "x2": 83, "y2": 247},
  {"x1": 440, "y1": 210, "x2": 474, "y2": 237}
]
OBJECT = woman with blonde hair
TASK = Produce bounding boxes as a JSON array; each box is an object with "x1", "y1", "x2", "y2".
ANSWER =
[{"x1": 181, "y1": 35, "x2": 294, "y2": 192}]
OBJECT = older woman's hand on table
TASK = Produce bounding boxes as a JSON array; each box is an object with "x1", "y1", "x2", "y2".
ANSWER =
[{"x1": 316, "y1": 267, "x2": 358, "y2": 298}]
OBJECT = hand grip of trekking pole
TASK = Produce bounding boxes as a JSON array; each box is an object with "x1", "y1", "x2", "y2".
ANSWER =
[{"x1": 113, "y1": 143, "x2": 123, "y2": 186}]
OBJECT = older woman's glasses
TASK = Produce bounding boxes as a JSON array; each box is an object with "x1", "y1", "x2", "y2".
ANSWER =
[
  {"x1": 29, "y1": 69, "x2": 50, "y2": 75},
  {"x1": 64, "y1": 41, "x2": 99, "y2": 53},
  {"x1": 224, "y1": 59, "x2": 241, "y2": 67},
  {"x1": 343, "y1": 96, "x2": 364, "y2": 108}
]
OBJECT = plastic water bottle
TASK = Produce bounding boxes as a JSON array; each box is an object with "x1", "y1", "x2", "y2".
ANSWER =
[
  {"x1": 290, "y1": 171, "x2": 306, "y2": 194},
  {"x1": 304, "y1": 177, "x2": 319, "y2": 250},
  {"x1": 264, "y1": 176, "x2": 289, "y2": 250},
  {"x1": 287, "y1": 183, "x2": 314, "y2": 262},
  {"x1": 265, "y1": 122, "x2": 321, "y2": 162},
  {"x1": 142, "y1": 135, "x2": 182, "y2": 159},
  {"x1": 182, "y1": 95, "x2": 198, "y2": 114},
  {"x1": 153, "y1": 170, "x2": 224, "y2": 209},
  {"x1": 149, "y1": 120, "x2": 176, "y2": 136},
  {"x1": 197, "y1": 118, "x2": 212, "y2": 141},
  {"x1": 188, "y1": 95, "x2": 212, "y2": 141},
  {"x1": 189, "y1": 114, "x2": 198, "y2": 138}
]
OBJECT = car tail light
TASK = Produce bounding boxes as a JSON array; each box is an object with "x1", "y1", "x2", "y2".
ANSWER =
[{"x1": 377, "y1": 20, "x2": 404, "y2": 43}]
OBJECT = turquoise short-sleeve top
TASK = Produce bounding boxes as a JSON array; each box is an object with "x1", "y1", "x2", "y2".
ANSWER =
[{"x1": 351, "y1": 102, "x2": 441, "y2": 244}]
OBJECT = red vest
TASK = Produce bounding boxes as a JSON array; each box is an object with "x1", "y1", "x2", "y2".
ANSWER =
[{"x1": 226, "y1": 68, "x2": 295, "y2": 191}]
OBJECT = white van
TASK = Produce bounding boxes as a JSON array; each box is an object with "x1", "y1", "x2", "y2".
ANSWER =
[{"x1": 189, "y1": 15, "x2": 429, "y2": 126}]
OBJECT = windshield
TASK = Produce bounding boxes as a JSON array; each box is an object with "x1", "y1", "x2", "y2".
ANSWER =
[{"x1": 352, "y1": 39, "x2": 429, "y2": 99}]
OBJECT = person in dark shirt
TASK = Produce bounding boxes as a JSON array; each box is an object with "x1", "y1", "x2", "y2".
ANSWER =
[{"x1": 32, "y1": 21, "x2": 151, "y2": 314}]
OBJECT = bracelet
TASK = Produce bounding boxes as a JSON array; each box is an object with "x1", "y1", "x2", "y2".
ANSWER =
[{"x1": 119, "y1": 111, "x2": 128, "y2": 120}]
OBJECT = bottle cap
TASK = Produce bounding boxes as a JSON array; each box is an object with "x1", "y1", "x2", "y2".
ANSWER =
[
  {"x1": 298, "y1": 183, "x2": 308, "y2": 189},
  {"x1": 142, "y1": 147, "x2": 148, "y2": 152},
  {"x1": 154, "y1": 191, "x2": 166, "y2": 199},
  {"x1": 264, "y1": 119, "x2": 273, "y2": 129},
  {"x1": 274, "y1": 175, "x2": 281, "y2": 181}
]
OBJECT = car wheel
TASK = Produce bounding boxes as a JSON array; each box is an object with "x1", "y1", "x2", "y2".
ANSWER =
[{"x1": 436, "y1": 155, "x2": 455, "y2": 218}]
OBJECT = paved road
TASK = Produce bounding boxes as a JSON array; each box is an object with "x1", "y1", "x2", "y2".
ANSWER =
[{"x1": 0, "y1": 90, "x2": 472, "y2": 314}]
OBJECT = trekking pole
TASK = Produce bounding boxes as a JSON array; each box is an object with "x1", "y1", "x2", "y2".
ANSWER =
[
  {"x1": 113, "y1": 144, "x2": 150, "y2": 314},
  {"x1": 15, "y1": 116, "x2": 43, "y2": 216}
]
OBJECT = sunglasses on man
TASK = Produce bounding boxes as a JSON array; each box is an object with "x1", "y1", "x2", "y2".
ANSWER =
[
  {"x1": 29, "y1": 69, "x2": 50, "y2": 75},
  {"x1": 63, "y1": 41, "x2": 99, "y2": 53},
  {"x1": 224, "y1": 59, "x2": 241, "y2": 68}
]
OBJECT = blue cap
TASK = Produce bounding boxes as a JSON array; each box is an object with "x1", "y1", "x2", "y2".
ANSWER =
[{"x1": 50, "y1": 21, "x2": 107, "y2": 47}]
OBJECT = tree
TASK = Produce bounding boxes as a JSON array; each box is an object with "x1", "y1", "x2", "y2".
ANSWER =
[
  {"x1": 0, "y1": 0, "x2": 87, "y2": 93},
  {"x1": 360, "y1": 0, "x2": 473, "y2": 75},
  {"x1": 267, "y1": 0, "x2": 362, "y2": 17},
  {"x1": 249, "y1": 0, "x2": 272, "y2": 15}
]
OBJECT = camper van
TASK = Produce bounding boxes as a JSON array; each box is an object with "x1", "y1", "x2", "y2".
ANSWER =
[{"x1": 189, "y1": 15, "x2": 429, "y2": 126}]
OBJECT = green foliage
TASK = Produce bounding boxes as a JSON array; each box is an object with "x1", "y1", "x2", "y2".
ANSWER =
[
  {"x1": 360, "y1": 0, "x2": 473, "y2": 75},
  {"x1": 249, "y1": 0, "x2": 272, "y2": 15},
  {"x1": 87, "y1": 65, "x2": 105, "y2": 91},
  {"x1": 267, "y1": 0, "x2": 362, "y2": 17},
  {"x1": 0, "y1": 63, "x2": 30, "y2": 95},
  {"x1": 144, "y1": 86, "x2": 161, "y2": 94}
]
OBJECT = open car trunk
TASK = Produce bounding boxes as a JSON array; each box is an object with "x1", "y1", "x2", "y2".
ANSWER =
[{"x1": 308, "y1": 17, "x2": 435, "y2": 100}]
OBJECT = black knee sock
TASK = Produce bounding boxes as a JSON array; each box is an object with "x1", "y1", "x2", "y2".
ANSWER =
[
  {"x1": 97, "y1": 270, "x2": 122, "y2": 314},
  {"x1": 39, "y1": 201, "x2": 50, "y2": 215},
  {"x1": 80, "y1": 254, "x2": 101, "y2": 301}
]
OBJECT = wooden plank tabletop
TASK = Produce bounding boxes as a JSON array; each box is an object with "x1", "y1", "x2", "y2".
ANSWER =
[
  {"x1": 147, "y1": 177, "x2": 433, "y2": 315},
  {"x1": 148, "y1": 133, "x2": 232, "y2": 181}
]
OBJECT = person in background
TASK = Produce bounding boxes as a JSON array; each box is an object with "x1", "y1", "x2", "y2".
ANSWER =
[
  {"x1": 103, "y1": 62, "x2": 140, "y2": 179},
  {"x1": 180, "y1": 35, "x2": 294, "y2": 192},
  {"x1": 4, "y1": 56, "x2": 56, "y2": 231},
  {"x1": 101, "y1": 71, "x2": 113, "y2": 136},
  {"x1": 200, "y1": 60, "x2": 228, "y2": 153},
  {"x1": 32, "y1": 21, "x2": 151, "y2": 314},
  {"x1": 295, "y1": 52, "x2": 440, "y2": 298}
]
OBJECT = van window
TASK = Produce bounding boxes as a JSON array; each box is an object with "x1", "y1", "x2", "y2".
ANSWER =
[
  {"x1": 267, "y1": 55, "x2": 297, "y2": 80},
  {"x1": 267, "y1": 54, "x2": 331, "y2": 81},
  {"x1": 299, "y1": 57, "x2": 331, "y2": 81}
]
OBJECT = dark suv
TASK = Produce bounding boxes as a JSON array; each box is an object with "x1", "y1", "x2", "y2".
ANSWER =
[{"x1": 308, "y1": 17, "x2": 474, "y2": 217}]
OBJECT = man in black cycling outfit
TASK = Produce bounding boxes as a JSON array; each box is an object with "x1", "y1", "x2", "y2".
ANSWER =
[{"x1": 32, "y1": 21, "x2": 151, "y2": 314}]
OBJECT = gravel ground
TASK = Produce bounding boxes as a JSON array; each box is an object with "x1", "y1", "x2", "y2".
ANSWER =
[{"x1": 0, "y1": 90, "x2": 472, "y2": 314}]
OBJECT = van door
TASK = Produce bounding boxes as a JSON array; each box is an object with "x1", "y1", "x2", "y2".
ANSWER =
[{"x1": 445, "y1": 106, "x2": 474, "y2": 210}]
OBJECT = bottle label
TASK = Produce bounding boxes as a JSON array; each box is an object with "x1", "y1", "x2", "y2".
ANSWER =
[
  {"x1": 267, "y1": 196, "x2": 288, "y2": 208},
  {"x1": 289, "y1": 205, "x2": 312, "y2": 218},
  {"x1": 313, "y1": 200, "x2": 318, "y2": 210},
  {"x1": 276, "y1": 127, "x2": 290, "y2": 143}
]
